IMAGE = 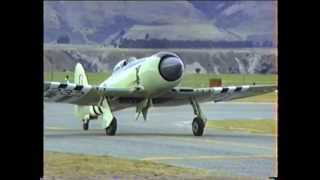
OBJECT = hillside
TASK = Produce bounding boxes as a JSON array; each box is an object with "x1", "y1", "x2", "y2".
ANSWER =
[
  {"x1": 190, "y1": 1, "x2": 277, "y2": 42},
  {"x1": 44, "y1": 1, "x2": 207, "y2": 44},
  {"x1": 122, "y1": 24, "x2": 240, "y2": 41},
  {"x1": 44, "y1": 1, "x2": 276, "y2": 46},
  {"x1": 44, "y1": 44, "x2": 277, "y2": 74}
]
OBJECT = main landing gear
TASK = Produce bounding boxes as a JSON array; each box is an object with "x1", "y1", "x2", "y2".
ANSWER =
[
  {"x1": 192, "y1": 117, "x2": 205, "y2": 136},
  {"x1": 82, "y1": 117, "x2": 117, "y2": 136},
  {"x1": 190, "y1": 98, "x2": 207, "y2": 136},
  {"x1": 82, "y1": 115, "x2": 97, "y2": 131},
  {"x1": 80, "y1": 97, "x2": 117, "y2": 136},
  {"x1": 83, "y1": 119, "x2": 89, "y2": 130},
  {"x1": 105, "y1": 117, "x2": 117, "y2": 136}
]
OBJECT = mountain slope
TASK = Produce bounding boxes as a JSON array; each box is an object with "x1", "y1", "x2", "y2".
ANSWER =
[
  {"x1": 190, "y1": 1, "x2": 277, "y2": 42},
  {"x1": 44, "y1": 1, "x2": 276, "y2": 45},
  {"x1": 44, "y1": 1, "x2": 210, "y2": 44}
]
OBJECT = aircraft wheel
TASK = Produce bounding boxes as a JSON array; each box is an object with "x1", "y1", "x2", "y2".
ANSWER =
[
  {"x1": 192, "y1": 117, "x2": 205, "y2": 136},
  {"x1": 83, "y1": 120, "x2": 89, "y2": 131},
  {"x1": 105, "y1": 117, "x2": 117, "y2": 136}
]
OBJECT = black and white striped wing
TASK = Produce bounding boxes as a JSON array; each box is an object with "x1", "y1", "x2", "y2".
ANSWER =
[
  {"x1": 44, "y1": 81, "x2": 145, "y2": 105},
  {"x1": 159, "y1": 85, "x2": 277, "y2": 103}
]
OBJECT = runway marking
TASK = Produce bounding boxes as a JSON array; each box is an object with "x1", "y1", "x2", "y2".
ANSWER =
[
  {"x1": 209, "y1": 140, "x2": 272, "y2": 150},
  {"x1": 45, "y1": 127, "x2": 275, "y2": 151},
  {"x1": 167, "y1": 137, "x2": 273, "y2": 151},
  {"x1": 141, "y1": 155, "x2": 274, "y2": 161},
  {"x1": 211, "y1": 126, "x2": 274, "y2": 134},
  {"x1": 45, "y1": 127, "x2": 80, "y2": 131},
  {"x1": 44, "y1": 114, "x2": 72, "y2": 117},
  {"x1": 46, "y1": 127, "x2": 68, "y2": 130}
]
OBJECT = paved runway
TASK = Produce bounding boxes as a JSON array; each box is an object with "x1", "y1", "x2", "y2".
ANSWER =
[{"x1": 44, "y1": 102, "x2": 277, "y2": 178}]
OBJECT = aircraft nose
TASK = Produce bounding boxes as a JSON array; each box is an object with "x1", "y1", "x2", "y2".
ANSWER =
[{"x1": 159, "y1": 56, "x2": 184, "y2": 81}]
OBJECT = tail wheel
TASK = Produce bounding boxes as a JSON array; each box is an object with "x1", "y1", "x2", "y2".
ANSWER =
[
  {"x1": 83, "y1": 120, "x2": 89, "y2": 131},
  {"x1": 105, "y1": 117, "x2": 117, "y2": 136},
  {"x1": 192, "y1": 117, "x2": 205, "y2": 136}
]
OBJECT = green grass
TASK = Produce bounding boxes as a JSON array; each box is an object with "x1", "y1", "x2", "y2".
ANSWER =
[
  {"x1": 207, "y1": 119, "x2": 277, "y2": 134},
  {"x1": 180, "y1": 73, "x2": 277, "y2": 87},
  {"x1": 44, "y1": 151, "x2": 254, "y2": 180},
  {"x1": 44, "y1": 72, "x2": 277, "y2": 102},
  {"x1": 44, "y1": 151, "x2": 212, "y2": 179}
]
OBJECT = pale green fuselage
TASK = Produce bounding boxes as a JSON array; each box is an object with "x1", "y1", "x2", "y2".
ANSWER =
[
  {"x1": 74, "y1": 53, "x2": 185, "y2": 120},
  {"x1": 101, "y1": 55, "x2": 182, "y2": 98}
]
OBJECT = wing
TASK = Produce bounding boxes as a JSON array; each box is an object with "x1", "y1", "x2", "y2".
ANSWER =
[
  {"x1": 152, "y1": 84, "x2": 277, "y2": 106},
  {"x1": 44, "y1": 81, "x2": 145, "y2": 105},
  {"x1": 44, "y1": 81, "x2": 276, "y2": 106}
]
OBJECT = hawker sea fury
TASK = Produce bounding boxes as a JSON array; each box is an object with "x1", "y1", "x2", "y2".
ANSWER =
[{"x1": 44, "y1": 52, "x2": 277, "y2": 136}]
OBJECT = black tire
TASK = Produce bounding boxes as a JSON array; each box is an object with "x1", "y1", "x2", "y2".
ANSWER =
[
  {"x1": 105, "y1": 117, "x2": 117, "y2": 136},
  {"x1": 83, "y1": 120, "x2": 89, "y2": 131},
  {"x1": 192, "y1": 117, "x2": 205, "y2": 136}
]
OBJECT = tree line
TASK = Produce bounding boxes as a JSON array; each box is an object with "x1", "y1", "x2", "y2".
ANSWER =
[
  {"x1": 55, "y1": 34, "x2": 274, "y2": 48},
  {"x1": 118, "y1": 38, "x2": 274, "y2": 49}
]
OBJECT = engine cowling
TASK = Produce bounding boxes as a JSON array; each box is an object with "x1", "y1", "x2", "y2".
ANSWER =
[
  {"x1": 135, "y1": 52, "x2": 185, "y2": 96},
  {"x1": 158, "y1": 54, "x2": 184, "y2": 82}
]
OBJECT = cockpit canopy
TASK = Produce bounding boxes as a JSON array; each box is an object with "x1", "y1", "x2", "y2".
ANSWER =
[{"x1": 112, "y1": 57, "x2": 137, "y2": 73}]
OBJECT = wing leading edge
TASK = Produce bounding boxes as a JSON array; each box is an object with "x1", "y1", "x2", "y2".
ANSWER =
[
  {"x1": 158, "y1": 84, "x2": 277, "y2": 103},
  {"x1": 44, "y1": 81, "x2": 145, "y2": 105}
]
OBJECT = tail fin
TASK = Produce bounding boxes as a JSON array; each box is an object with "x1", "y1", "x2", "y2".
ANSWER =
[
  {"x1": 74, "y1": 63, "x2": 88, "y2": 85},
  {"x1": 74, "y1": 63, "x2": 90, "y2": 121}
]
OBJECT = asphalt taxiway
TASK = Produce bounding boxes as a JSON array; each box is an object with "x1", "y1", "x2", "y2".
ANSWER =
[{"x1": 44, "y1": 102, "x2": 277, "y2": 178}]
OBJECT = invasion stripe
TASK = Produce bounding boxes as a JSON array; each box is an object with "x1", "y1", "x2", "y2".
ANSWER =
[
  {"x1": 92, "y1": 106, "x2": 100, "y2": 115},
  {"x1": 221, "y1": 88, "x2": 229, "y2": 93},
  {"x1": 98, "y1": 107, "x2": 103, "y2": 114},
  {"x1": 74, "y1": 85, "x2": 84, "y2": 91},
  {"x1": 234, "y1": 87, "x2": 242, "y2": 92},
  {"x1": 58, "y1": 83, "x2": 68, "y2": 89}
]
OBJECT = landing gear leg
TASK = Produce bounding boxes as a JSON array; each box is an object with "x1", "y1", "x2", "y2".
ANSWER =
[
  {"x1": 190, "y1": 98, "x2": 207, "y2": 136},
  {"x1": 83, "y1": 119, "x2": 89, "y2": 131},
  {"x1": 98, "y1": 97, "x2": 117, "y2": 136},
  {"x1": 105, "y1": 117, "x2": 117, "y2": 136}
]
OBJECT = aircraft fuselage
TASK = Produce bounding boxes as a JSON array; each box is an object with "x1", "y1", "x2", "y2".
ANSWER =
[{"x1": 98, "y1": 52, "x2": 185, "y2": 111}]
